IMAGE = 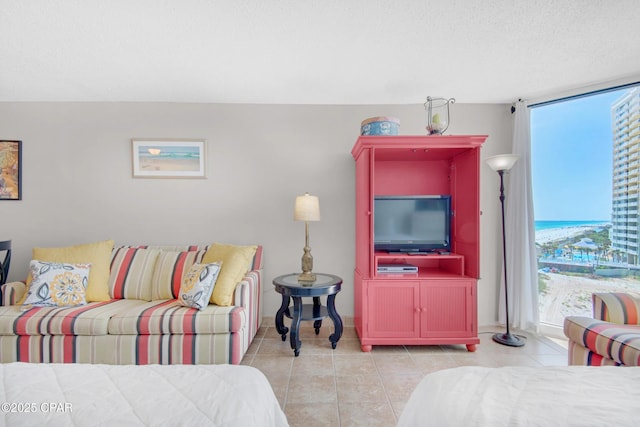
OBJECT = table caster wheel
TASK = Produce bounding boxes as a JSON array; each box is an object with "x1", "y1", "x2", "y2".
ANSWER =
[
  {"x1": 281, "y1": 334, "x2": 286, "y2": 341},
  {"x1": 294, "y1": 349, "x2": 300, "y2": 357}
]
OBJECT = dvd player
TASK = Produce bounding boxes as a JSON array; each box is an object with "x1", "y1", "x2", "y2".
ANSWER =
[{"x1": 377, "y1": 263, "x2": 418, "y2": 273}]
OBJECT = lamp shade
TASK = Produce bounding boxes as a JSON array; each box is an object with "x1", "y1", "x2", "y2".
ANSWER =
[
  {"x1": 294, "y1": 193, "x2": 320, "y2": 222},
  {"x1": 485, "y1": 154, "x2": 519, "y2": 172}
]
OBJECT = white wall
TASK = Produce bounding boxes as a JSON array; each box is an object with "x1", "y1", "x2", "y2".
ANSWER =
[{"x1": 0, "y1": 102, "x2": 512, "y2": 326}]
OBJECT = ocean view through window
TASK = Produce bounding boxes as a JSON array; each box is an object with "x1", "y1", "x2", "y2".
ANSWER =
[{"x1": 532, "y1": 86, "x2": 640, "y2": 330}]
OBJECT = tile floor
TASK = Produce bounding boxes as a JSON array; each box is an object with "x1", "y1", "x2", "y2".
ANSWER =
[{"x1": 241, "y1": 320, "x2": 569, "y2": 427}]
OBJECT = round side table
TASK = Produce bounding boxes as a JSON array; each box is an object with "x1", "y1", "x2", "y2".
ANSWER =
[{"x1": 273, "y1": 273, "x2": 343, "y2": 357}]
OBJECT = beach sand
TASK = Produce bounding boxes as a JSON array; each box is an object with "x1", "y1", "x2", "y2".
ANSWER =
[
  {"x1": 140, "y1": 157, "x2": 200, "y2": 172},
  {"x1": 535, "y1": 226, "x2": 597, "y2": 245},
  {"x1": 539, "y1": 272, "x2": 640, "y2": 325}
]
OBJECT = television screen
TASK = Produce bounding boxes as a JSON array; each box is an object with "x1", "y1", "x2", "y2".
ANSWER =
[{"x1": 374, "y1": 195, "x2": 451, "y2": 253}]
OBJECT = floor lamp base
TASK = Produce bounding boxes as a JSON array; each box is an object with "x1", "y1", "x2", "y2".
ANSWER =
[{"x1": 492, "y1": 332, "x2": 525, "y2": 347}]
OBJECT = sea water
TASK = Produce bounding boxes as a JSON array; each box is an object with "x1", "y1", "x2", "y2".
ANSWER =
[{"x1": 534, "y1": 220, "x2": 610, "y2": 231}]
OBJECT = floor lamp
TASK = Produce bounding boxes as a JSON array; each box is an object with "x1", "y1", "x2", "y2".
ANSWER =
[{"x1": 486, "y1": 154, "x2": 525, "y2": 347}]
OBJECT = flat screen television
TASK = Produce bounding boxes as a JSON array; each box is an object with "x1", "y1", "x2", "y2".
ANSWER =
[{"x1": 374, "y1": 195, "x2": 451, "y2": 253}]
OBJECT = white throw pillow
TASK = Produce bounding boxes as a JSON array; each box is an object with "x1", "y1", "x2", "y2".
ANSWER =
[
  {"x1": 23, "y1": 260, "x2": 91, "y2": 308},
  {"x1": 178, "y1": 262, "x2": 222, "y2": 310}
]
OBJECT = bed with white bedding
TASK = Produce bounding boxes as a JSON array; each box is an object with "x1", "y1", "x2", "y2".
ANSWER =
[
  {"x1": 0, "y1": 363, "x2": 288, "y2": 426},
  {"x1": 398, "y1": 366, "x2": 639, "y2": 427}
]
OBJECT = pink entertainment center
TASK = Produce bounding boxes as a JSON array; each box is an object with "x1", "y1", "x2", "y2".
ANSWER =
[{"x1": 351, "y1": 134, "x2": 487, "y2": 352}]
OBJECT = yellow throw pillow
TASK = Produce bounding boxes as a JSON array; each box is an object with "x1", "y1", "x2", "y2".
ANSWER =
[
  {"x1": 29, "y1": 240, "x2": 114, "y2": 302},
  {"x1": 202, "y1": 243, "x2": 257, "y2": 306}
]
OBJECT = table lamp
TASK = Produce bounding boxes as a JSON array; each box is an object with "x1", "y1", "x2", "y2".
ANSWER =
[{"x1": 294, "y1": 192, "x2": 320, "y2": 282}]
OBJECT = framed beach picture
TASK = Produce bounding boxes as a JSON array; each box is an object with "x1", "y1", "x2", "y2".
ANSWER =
[
  {"x1": 132, "y1": 139, "x2": 206, "y2": 178},
  {"x1": 0, "y1": 140, "x2": 22, "y2": 200}
]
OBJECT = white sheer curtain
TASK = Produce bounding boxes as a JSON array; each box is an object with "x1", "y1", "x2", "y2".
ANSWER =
[{"x1": 501, "y1": 100, "x2": 539, "y2": 331}]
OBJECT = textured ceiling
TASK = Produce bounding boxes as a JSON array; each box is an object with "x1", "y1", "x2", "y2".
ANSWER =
[{"x1": 2, "y1": 0, "x2": 639, "y2": 104}]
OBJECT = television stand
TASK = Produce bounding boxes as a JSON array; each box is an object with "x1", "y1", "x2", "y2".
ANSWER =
[{"x1": 352, "y1": 135, "x2": 485, "y2": 353}]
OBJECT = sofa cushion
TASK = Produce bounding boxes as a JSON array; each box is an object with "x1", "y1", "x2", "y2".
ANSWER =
[
  {"x1": 178, "y1": 262, "x2": 222, "y2": 310},
  {"x1": 23, "y1": 260, "x2": 90, "y2": 308},
  {"x1": 0, "y1": 300, "x2": 147, "y2": 336},
  {"x1": 109, "y1": 247, "x2": 160, "y2": 301},
  {"x1": 564, "y1": 315, "x2": 640, "y2": 366},
  {"x1": 592, "y1": 292, "x2": 640, "y2": 324},
  {"x1": 29, "y1": 240, "x2": 114, "y2": 302},
  {"x1": 151, "y1": 250, "x2": 207, "y2": 300},
  {"x1": 202, "y1": 243, "x2": 257, "y2": 306},
  {"x1": 108, "y1": 299, "x2": 245, "y2": 335}
]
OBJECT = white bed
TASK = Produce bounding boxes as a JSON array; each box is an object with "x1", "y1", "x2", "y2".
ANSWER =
[
  {"x1": 398, "y1": 366, "x2": 640, "y2": 427},
  {"x1": 0, "y1": 363, "x2": 288, "y2": 426}
]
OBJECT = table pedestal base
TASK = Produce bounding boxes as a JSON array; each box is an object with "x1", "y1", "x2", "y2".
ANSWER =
[{"x1": 275, "y1": 295, "x2": 343, "y2": 357}]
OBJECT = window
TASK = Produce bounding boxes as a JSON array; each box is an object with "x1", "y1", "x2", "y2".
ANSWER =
[{"x1": 531, "y1": 86, "x2": 640, "y2": 331}]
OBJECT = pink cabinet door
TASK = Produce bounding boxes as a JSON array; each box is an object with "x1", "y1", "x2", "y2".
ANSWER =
[
  {"x1": 420, "y1": 279, "x2": 475, "y2": 338},
  {"x1": 367, "y1": 280, "x2": 420, "y2": 338},
  {"x1": 450, "y1": 147, "x2": 481, "y2": 278}
]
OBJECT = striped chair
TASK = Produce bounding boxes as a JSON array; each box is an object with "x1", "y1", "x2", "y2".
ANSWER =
[{"x1": 564, "y1": 292, "x2": 640, "y2": 366}]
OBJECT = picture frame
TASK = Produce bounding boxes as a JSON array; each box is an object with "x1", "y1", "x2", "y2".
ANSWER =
[
  {"x1": 0, "y1": 140, "x2": 22, "y2": 200},
  {"x1": 132, "y1": 139, "x2": 206, "y2": 178}
]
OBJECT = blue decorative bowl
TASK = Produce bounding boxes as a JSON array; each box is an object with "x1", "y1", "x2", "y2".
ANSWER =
[{"x1": 360, "y1": 116, "x2": 400, "y2": 136}]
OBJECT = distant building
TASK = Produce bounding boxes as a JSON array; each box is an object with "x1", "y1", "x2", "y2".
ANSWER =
[{"x1": 611, "y1": 87, "x2": 640, "y2": 264}]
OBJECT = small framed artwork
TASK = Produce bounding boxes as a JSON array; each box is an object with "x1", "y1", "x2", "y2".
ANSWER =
[
  {"x1": 0, "y1": 140, "x2": 22, "y2": 200},
  {"x1": 132, "y1": 139, "x2": 206, "y2": 178}
]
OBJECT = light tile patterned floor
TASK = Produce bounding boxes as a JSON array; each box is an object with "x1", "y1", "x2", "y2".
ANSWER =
[{"x1": 241, "y1": 322, "x2": 568, "y2": 427}]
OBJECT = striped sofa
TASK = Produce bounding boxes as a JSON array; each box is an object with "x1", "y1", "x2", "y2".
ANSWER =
[
  {"x1": 0, "y1": 245, "x2": 263, "y2": 365},
  {"x1": 564, "y1": 292, "x2": 640, "y2": 366}
]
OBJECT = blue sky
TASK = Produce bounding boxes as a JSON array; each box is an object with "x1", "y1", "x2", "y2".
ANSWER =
[{"x1": 531, "y1": 88, "x2": 629, "y2": 221}]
